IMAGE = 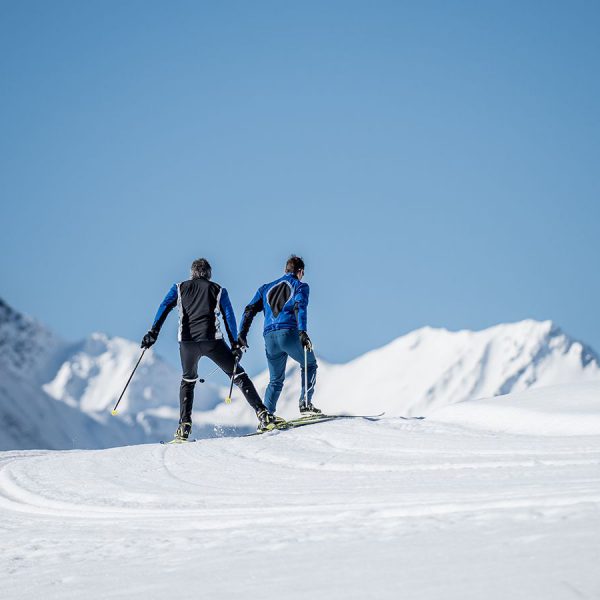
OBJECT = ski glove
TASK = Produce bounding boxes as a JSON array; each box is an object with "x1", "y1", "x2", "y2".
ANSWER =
[
  {"x1": 231, "y1": 343, "x2": 244, "y2": 362},
  {"x1": 141, "y1": 329, "x2": 159, "y2": 349},
  {"x1": 299, "y1": 330, "x2": 313, "y2": 351},
  {"x1": 237, "y1": 333, "x2": 249, "y2": 350}
]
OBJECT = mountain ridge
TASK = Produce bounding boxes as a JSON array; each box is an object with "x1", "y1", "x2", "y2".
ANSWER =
[{"x1": 1, "y1": 296, "x2": 599, "y2": 449}]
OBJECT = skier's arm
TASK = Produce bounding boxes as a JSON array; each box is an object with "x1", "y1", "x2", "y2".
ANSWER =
[
  {"x1": 239, "y1": 288, "x2": 264, "y2": 343},
  {"x1": 219, "y1": 288, "x2": 238, "y2": 347},
  {"x1": 152, "y1": 284, "x2": 178, "y2": 333},
  {"x1": 142, "y1": 284, "x2": 178, "y2": 348},
  {"x1": 294, "y1": 283, "x2": 310, "y2": 332}
]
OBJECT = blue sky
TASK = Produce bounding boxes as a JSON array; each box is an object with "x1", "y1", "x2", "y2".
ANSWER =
[{"x1": 1, "y1": 1, "x2": 599, "y2": 378}]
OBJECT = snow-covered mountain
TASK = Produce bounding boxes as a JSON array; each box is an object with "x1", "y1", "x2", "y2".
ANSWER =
[
  {"x1": 0, "y1": 298, "x2": 66, "y2": 382},
  {"x1": 0, "y1": 298, "x2": 221, "y2": 450},
  {"x1": 2, "y1": 296, "x2": 600, "y2": 450},
  {"x1": 201, "y1": 319, "x2": 600, "y2": 427}
]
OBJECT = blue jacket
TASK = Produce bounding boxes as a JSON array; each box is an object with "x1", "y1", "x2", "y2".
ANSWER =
[{"x1": 239, "y1": 273, "x2": 309, "y2": 337}]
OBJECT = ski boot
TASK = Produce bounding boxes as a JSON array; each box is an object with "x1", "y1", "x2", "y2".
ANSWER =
[
  {"x1": 256, "y1": 409, "x2": 285, "y2": 433},
  {"x1": 299, "y1": 402, "x2": 323, "y2": 417},
  {"x1": 172, "y1": 422, "x2": 192, "y2": 443},
  {"x1": 270, "y1": 413, "x2": 287, "y2": 427}
]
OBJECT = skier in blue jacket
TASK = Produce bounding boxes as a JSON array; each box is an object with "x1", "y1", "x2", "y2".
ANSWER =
[
  {"x1": 238, "y1": 255, "x2": 320, "y2": 416},
  {"x1": 141, "y1": 258, "x2": 277, "y2": 440}
]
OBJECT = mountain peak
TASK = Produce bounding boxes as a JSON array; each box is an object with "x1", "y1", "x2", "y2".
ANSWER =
[
  {"x1": 0, "y1": 296, "x2": 65, "y2": 380},
  {"x1": 2, "y1": 296, "x2": 600, "y2": 448},
  {"x1": 212, "y1": 318, "x2": 600, "y2": 425}
]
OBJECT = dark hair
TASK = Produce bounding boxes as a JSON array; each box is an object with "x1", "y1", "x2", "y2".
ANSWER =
[
  {"x1": 190, "y1": 258, "x2": 212, "y2": 280},
  {"x1": 285, "y1": 255, "x2": 305, "y2": 275}
]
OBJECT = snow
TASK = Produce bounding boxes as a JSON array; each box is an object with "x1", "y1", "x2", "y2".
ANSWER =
[
  {"x1": 2, "y1": 292, "x2": 600, "y2": 456},
  {"x1": 200, "y1": 319, "x2": 600, "y2": 429},
  {"x1": 430, "y1": 381, "x2": 600, "y2": 436},
  {"x1": 0, "y1": 297, "x2": 221, "y2": 449},
  {"x1": 2, "y1": 383, "x2": 600, "y2": 599}
]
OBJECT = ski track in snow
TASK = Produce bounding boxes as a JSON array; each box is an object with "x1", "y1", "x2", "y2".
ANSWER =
[{"x1": 1, "y1": 418, "x2": 600, "y2": 599}]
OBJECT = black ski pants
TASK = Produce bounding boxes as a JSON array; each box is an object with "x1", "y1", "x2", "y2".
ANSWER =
[{"x1": 179, "y1": 339, "x2": 266, "y2": 424}]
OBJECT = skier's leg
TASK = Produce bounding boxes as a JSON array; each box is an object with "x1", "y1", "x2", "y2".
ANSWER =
[
  {"x1": 264, "y1": 330, "x2": 288, "y2": 414},
  {"x1": 204, "y1": 340, "x2": 267, "y2": 414},
  {"x1": 280, "y1": 329, "x2": 318, "y2": 406},
  {"x1": 179, "y1": 341, "x2": 202, "y2": 424}
]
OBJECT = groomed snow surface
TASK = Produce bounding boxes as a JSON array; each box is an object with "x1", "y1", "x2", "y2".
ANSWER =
[{"x1": 2, "y1": 382, "x2": 600, "y2": 599}]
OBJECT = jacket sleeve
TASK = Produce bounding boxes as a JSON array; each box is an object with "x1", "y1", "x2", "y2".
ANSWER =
[
  {"x1": 294, "y1": 282, "x2": 310, "y2": 331},
  {"x1": 239, "y1": 287, "x2": 264, "y2": 338},
  {"x1": 151, "y1": 284, "x2": 178, "y2": 332},
  {"x1": 219, "y1": 288, "x2": 238, "y2": 346}
]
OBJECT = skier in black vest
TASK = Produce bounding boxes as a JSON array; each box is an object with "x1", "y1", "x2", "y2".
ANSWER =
[{"x1": 141, "y1": 258, "x2": 277, "y2": 440}]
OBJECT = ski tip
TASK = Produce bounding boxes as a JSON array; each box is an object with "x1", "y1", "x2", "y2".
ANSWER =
[{"x1": 111, "y1": 410, "x2": 118, "y2": 416}]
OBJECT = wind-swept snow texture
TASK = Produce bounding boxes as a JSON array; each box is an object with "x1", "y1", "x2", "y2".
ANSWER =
[{"x1": 2, "y1": 384, "x2": 600, "y2": 599}]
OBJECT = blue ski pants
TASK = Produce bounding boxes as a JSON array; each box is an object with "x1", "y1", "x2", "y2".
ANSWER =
[{"x1": 263, "y1": 328, "x2": 318, "y2": 414}]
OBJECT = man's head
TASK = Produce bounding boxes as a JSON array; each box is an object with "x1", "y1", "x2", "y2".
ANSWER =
[
  {"x1": 191, "y1": 258, "x2": 212, "y2": 280},
  {"x1": 285, "y1": 255, "x2": 305, "y2": 280}
]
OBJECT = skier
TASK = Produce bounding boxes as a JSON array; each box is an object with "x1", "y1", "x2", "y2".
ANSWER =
[
  {"x1": 238, "y1": 255, "x2": 321, "y2": 417},
  {"x1": 141, "y1": 258, "x2": 278, "y2": 440}
]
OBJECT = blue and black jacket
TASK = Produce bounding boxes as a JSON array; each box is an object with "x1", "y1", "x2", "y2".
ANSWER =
[
  {"x1": 151, "y1": 277, "x2": 238, "y2": 344},
  {"x1": 239, "y1": 273, "x2": 309, "y2": 338}
]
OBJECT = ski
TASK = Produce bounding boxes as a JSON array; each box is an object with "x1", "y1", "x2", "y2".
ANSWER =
[
  {"x1": 160, "y1": 438, "x2": 198, "y2": 445},
  {"x1": 243, "y1": 412, "x2": 391, "y2": 437},
  {"x1": 292, "y1": 411, "x2": 386, "y2": 423},
  {"x1": 243, "y1": 416, "x2": 338, "y2": 437}
]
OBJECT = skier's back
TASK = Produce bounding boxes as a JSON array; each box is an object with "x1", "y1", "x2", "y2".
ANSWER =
[
  {"x1": 141, "y1": 258, "x2": 277, "y2": 440},
  {"x1": 238, "y1": 255, "x2": 320, "y2": 416}
]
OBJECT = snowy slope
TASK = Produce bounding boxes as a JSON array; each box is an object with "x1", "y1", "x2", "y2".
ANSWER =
[
  {"x1": 0, "y1": 298, "x2": 216, "y2": 450},
  {"x1": 0, "y1": 368, "x2": 161, "y2": 450},
  {"x1": 2, "y1": 294, "x2": 600, "y2": 449},
  {"x1": 430, "y1": 381, "x2": 600, "y2": 436},
  {"x1": 41, "y1": 332, "x2": 222, "y2": 415},
  {"x1": 1, "y1": 383, "x2": 600, "y2": 599},
  {"x1": 201, "y1": 319, "x2": 600, "y2": 427},
  {"x1": 0, "y1": 298, "x2": 66, "y2": 382}
]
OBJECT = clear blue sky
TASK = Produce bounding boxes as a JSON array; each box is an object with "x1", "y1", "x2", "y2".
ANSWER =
[{"x1": 1, "y1": 0, "x2": 599, "y2": 379}]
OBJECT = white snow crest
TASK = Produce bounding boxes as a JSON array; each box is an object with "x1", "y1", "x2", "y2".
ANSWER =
[
  {"x1": 2, "y1": 293, "x2": 600, "y2": 449},
  {"x1": 201, "y1": 319, "x2": 600, "y2": 425}
]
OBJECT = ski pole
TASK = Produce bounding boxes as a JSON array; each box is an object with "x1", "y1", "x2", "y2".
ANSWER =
[
  {"x1": 225, "y1": 356, "x2": 239, "y2": 404},
  {"x1": 112, "y1": 348, "x2": 146, "y2": 415},
  {"x1": 304, "y1": 346, "x2": 309, "y2": 406},
  {"x1": 198, "y1": 365, "x2": 220, "y2": 384}
]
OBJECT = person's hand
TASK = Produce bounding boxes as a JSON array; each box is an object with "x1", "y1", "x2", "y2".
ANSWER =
[
  {"x1": 237, "y1": 333, "x2": 249, "y2": 350},
  {"x1": 141, "y1": 329, "x2": 158, "y2": 349},
  {"x1": 299, "y1": 330, "x2": 313, "y2": 351},
  {"x1": 231, "y1": 343, "x2": 244, "y2": 362}
]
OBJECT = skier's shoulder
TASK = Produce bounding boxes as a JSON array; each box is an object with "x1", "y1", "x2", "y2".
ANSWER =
[
  {"x1": 290, "y1": 275, "x2": 309, "y2": 294},
  {"x1": 210, "y1": 280, "x2": 226, "y2": 298},
  {"x1": 178, "y1": 278, "x2": 193, "y2": 293},
  {"x1": 260, "y1": 278, "x2": 279, "y2": 295},
  {"x1": 180, "y1": 277, "x2": 221, "y2": 293}
]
